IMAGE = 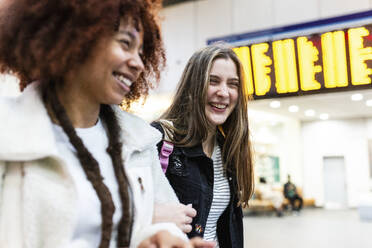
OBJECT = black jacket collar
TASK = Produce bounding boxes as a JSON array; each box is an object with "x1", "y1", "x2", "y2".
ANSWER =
[{"x1": 180, "y1": 129, "x2": 225, "y2": 158}]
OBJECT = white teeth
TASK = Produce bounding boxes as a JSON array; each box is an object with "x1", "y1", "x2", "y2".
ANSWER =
[
  {"x1": 122, "y1": 77, "x2": 132, "y2": 87},
  {"x1": 115, "y1": 74, "x2": 132, "y2": 87},
  {"x1": 211, "y1": 103, "x2": 227, "y2": 109}
]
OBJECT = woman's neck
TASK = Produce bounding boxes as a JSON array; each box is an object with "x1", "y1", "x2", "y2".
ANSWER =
[
  {"x1": 55, "y1": 82, "x2": 100, "y2": 128},
  {"x1": 202, "y1": 128, "x2": 216, "y2": 158}
]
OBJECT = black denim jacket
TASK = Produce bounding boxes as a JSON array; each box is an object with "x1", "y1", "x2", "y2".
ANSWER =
[{"x1": 151, "y1": 122, "x2": 244, "y2": 248}]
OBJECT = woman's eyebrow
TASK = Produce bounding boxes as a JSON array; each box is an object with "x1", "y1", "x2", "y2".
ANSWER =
[
  {"x1": 210, "y1": 74, "x2": 239, "y2": 81},
  {"x1": 118, "y1": 30, "x2": 136, "y2": 40},
  {"x1": 229, "y1": 77, "x2": 240, "y2": 81}
]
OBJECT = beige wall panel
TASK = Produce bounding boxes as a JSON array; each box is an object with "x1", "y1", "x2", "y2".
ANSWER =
[
  {"x1": 320, "y1": 0, "x2": 370, "y2": 18},
  {"x1": 232, "y1": 0, "x2": 274, "y2": 33}
]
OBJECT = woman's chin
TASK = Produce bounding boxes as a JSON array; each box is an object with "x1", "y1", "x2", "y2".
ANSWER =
[
  {"x1": 207, "y1": 115, "x2": 228, "y2": 127},
  {"x1": 105, "y1": 94, "x2": 128, "y2": 105}
]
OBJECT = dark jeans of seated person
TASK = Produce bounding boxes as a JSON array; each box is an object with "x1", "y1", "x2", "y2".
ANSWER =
[{"x1": 288, "y1": 194, "x2": 303, "y2": 212}]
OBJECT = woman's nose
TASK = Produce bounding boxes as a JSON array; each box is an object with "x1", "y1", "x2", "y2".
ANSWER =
[
  {"x1": 128, "y1": 52, "x2": 144, "y2": 74},
  {"x1": 216, "y1": 83, "x2": 229, "y2": 97}
]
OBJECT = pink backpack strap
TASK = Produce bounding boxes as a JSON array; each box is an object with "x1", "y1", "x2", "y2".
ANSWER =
[{"x1": 159, "y1": 140, "x2": 174, "y2": 173}]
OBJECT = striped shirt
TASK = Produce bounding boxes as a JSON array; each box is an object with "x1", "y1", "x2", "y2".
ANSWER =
[{"x1": 203, "y1": 143, "x2": 231, "y2": 247}]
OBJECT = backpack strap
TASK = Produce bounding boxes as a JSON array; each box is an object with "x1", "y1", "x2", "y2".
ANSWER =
[
  {"x1": 159, "y1": 140, "x2": 173, "y2": 173},
  {"x1": 158, "y1": 120, "x2": 174, "y2": 173}
]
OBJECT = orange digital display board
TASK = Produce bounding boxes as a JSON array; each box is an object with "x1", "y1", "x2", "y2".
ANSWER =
[{"x1": 233, "y1": 25, "x2": 372, "y2": 99}]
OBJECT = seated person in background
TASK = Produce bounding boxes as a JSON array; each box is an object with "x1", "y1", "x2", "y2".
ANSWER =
[
  {"x1": 256, "y1": 177, "x2": 284, "y2": 217},
  {"x1": 284, "y1": 175, "x2": 303, "y2": 212}
]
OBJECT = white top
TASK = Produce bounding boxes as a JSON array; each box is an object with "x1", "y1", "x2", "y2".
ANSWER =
[
  {"x1": 203, "y1": 144, "x2": 230, "y2": 247},
  {"x1": 52, "y1": 119, "x2": 121, "y2": 248}
]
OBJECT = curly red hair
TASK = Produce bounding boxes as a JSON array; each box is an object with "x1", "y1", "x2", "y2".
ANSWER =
[{"x1": 0, "y1": 0, "x2": 165, "y2": 106}]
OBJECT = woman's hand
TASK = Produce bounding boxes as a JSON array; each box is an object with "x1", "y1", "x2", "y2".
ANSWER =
[
  {"x1": 188, "y1": 237, "x2": 216, "y2": 248},
  {"x1": 138, "y1": 230, "x2": 215, "y2": 248},
  {"x1": 153, "y1": 203, "x2": 197, "y2": 233}
]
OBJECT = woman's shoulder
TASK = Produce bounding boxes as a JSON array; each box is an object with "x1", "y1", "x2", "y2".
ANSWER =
[
  {"x1": 112, "y1": 106, "x2": 162, "y2": 148},
  {"x1": 0, "y1": 84, "x2": 59, "y2": 160}
]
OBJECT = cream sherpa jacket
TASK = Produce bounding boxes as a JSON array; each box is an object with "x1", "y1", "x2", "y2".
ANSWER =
[{"x1": 0, "y1": 83, "x2": 184, "y2": 248}]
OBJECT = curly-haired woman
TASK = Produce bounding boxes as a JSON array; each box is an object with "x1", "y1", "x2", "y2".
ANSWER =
[
  {"x1": 152, "y1": 44, "x2": 255, "y2": 248},
  {"x1": 0, "y1": 0, "x2": 214, "y2": 247}
]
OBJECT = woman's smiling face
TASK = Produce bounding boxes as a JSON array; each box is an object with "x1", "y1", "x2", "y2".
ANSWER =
[
  {"x1": 66, "y1": 18, "x2": 145, "y2": 105},
  {"x1": 205, "y1": 57, "x2": 240, "y2": 128}
]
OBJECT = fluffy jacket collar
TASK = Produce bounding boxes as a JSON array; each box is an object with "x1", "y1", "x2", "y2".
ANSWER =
[{"x1": 0, "y1": 83, "x2": 161, "y2": 161}]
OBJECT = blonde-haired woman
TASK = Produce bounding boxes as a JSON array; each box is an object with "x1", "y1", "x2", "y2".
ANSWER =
[{"x1": 152, "y1": 44, "x2": 254, "y2": 248}]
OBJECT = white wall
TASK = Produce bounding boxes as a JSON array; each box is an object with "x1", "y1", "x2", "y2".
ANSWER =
[
  {"x1": 249, "y1": 109, "x2": 303, "y2": 186},
  {"x1": 276, "y1": 116, "x2": 303, "y2": 185},
  {"x1": 367, "y1": 119, "x2": 372, "y2": 139},
  {"x1": 302, "y1": 118, "x2": 371, "y2": 207}
]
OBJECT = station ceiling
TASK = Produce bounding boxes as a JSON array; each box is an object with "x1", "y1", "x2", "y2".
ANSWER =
[{"x1": 249, "y1": 89, "x2": 372, "y2": 122}]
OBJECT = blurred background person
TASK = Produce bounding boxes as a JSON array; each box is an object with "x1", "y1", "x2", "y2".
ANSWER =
[
  {"x1": 256, "y1": 177, "x2": 284, "y2": 217},
  {"x1": 284, "y1": 175, "x2": 303, "y2": 213}
]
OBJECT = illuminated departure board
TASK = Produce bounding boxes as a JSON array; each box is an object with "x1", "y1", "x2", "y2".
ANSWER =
[{"x1": 233, "y1": 24, "x2": 372, "y2": 99}]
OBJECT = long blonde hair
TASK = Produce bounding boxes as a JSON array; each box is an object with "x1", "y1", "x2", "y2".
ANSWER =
[{"x1": 160, "y1": 44, "x2": 254, "y2": 206}]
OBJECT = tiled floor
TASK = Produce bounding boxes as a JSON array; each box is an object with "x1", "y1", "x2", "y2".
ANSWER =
[{"x1": 243, "y1": 208, "x2": 372, "y2": 248}]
